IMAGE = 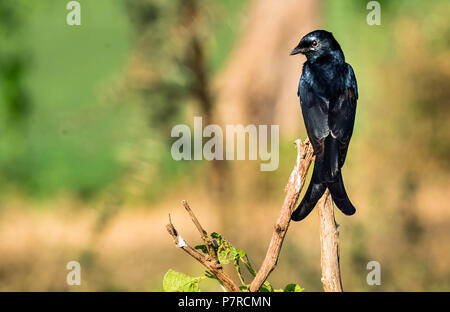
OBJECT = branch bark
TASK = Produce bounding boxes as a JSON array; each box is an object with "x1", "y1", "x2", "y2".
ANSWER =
[
  {"x1": 248, "y1": 138, "x2": 314, "y2": 292},
  {"x1": 181, "y1": 200, "x2": 217, "y2": 259},
  {"x1": 166, "y1": 214, "x2": 240, "y2": 292},
  {"x1": 317, "y1": 189, "x2": 343, "y2": 292}
]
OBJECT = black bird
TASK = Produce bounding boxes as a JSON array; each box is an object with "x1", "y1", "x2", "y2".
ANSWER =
[{"x1": 289, "y1": 30, "x2": 358, "y2": 221}]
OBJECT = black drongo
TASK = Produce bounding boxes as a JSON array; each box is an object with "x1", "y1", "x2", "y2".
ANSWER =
[{"x1": 289, "y1": 30, "x2": 358, "y2": 221}]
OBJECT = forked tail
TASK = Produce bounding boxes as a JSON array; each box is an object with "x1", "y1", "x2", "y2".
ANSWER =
[{"x1": 291, "y1": 160, "x2": 355, "y2": 222}]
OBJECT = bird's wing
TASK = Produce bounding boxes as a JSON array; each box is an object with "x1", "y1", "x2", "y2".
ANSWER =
[
  {"x1": 299, "y1": 76, "x2": 330, "y2": 161},
  {"x1": 346, "y1": 63, "x2": 358, "y2": 100},
  {"x1": 329, "y1": 63, "x2": 358, "y2": 167}
]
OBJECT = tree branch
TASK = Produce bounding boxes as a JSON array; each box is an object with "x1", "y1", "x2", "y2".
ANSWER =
[
  {"x1": 317, "y1": 189, "x2": 343, "y2": 292},
  {"x1": 248, "y1": 138, "x2": 314, "y2": 292},
  {"x1": 166, "y1": 211, "x2": 240, "y2": 292},
  {"x1": 181, "y1": 200, "x2": 217, "y2": 259}
]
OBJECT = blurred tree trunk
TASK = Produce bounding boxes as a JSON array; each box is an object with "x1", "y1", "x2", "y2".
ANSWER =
[
  {"x1": 212, "y1": 0, "x2": 321, "y2": 229},
  {"x1": 215, "y1": 0, "x2": 320, "y2": 134},
  {"x1": 180, "y1": 0, "x2": 232, "y2": 230},
  {"x1": 124, "y1": 0, "x2": 230, "y2": 207}
]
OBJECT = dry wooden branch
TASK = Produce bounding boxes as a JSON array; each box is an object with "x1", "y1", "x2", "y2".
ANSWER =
[
  {"x1": 181, "y1": 200, "x2": 217, "y2": 259},
  {"x1": 248, "y1": 138, "x2": 314, "y2": 292},
  {"x1": 166, "y1": 209, "x2": 240, "y2": 292},
  {"x1": 317, "y1": 190, "x2": 343, "y2": 292}
]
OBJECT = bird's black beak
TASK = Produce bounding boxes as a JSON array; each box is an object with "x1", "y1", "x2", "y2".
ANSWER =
[
  {"x1": 290, "y1": 46, "x2": 302, "y2": 56},
  {"x1": 289, "y1": 43, "x2": 307, "y2": 56}
]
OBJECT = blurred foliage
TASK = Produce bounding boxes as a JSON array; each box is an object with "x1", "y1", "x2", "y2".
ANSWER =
[
  {"x1": 0, "y1": 0, "x2": 247, "y2": 200},
  {"x1": 0, "y1": 0, "x2": 132, "y2": 199},
  {"x1": 0, "y1": 1, "x2": 32, "y2": 197},
  {"x1": 117, "y1": 0, "x2": 246, "y2": 200}
]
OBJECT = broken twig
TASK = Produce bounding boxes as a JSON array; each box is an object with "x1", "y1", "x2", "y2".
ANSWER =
[{"x1": 166, "y1": 206, "x2": 240, "y2": 292}]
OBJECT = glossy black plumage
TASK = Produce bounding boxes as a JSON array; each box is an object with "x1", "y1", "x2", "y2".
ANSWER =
[{"x1": 289, "y1": 30, "x2": 358, "y2": 221}]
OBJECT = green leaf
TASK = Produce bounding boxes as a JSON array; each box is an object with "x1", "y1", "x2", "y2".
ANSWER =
[
  {"x1": 210, "y1": 232, "x2": 221, "y2": 239},
  {"x1": 239, "y1": 285, "x2": 249, "y2": 292},
  {"x1": 263, "y1": 281, "x2": 274, "y2": 292},
  {"x1": 229, "y1": 247, "x2": 239, "y2": 260},
  {"x1": 242, "y1": 259, "x2": 257, "y2": 277},
  {"x1": 234, "y1": 258, "x2": 246, "y2": 285},
  {"x1": 204, "y1": 270, "x2": 217, "y2": 280},
  {"x1": 163, "y1": 269, "x2": 200, "y2": 292},
  {"x1": 194, "y1": 244, "x2": 208, "y2": 254},
  {"x1": 218, "y1": 249, "x2": 230, "y2": 264},
  {"x1": 237, "y1": 249, "x2": 246, "y2": 258},
  {"x1": 283, "y1": 283, "x2": 304, "y2": 292}
]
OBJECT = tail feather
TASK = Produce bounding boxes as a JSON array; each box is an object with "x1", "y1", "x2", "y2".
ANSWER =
[
  {"x1": 291, "y1": 164, "x2": 326, "y2": 221},
  {"x1": 327, "y1": 171, "x2": 356, "y2": 215},
  {"x1": 291, "y1": 161, "x2": 356, "y2": 222},
  {"x1": 316, "y1": 136, "x2": 340, "y2": 183}
]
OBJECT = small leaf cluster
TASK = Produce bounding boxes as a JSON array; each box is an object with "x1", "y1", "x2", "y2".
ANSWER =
[{"x1": 164, "y1": 231, "x2": 303, "y2": 292}]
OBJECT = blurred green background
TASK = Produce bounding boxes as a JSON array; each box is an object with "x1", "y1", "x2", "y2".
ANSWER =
[{"x1": 0, "y1": 0, "x2": 449, "y2": 291}]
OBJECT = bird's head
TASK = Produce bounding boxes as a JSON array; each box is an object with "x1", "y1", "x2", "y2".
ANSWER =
[{"x1": 290, "y1": 30, "x2": 344, "y2": 62}]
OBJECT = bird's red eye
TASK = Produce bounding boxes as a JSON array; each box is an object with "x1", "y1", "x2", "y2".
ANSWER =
[{"x1": 312, "y1": 40, "x2": 318, "y2": 47}]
